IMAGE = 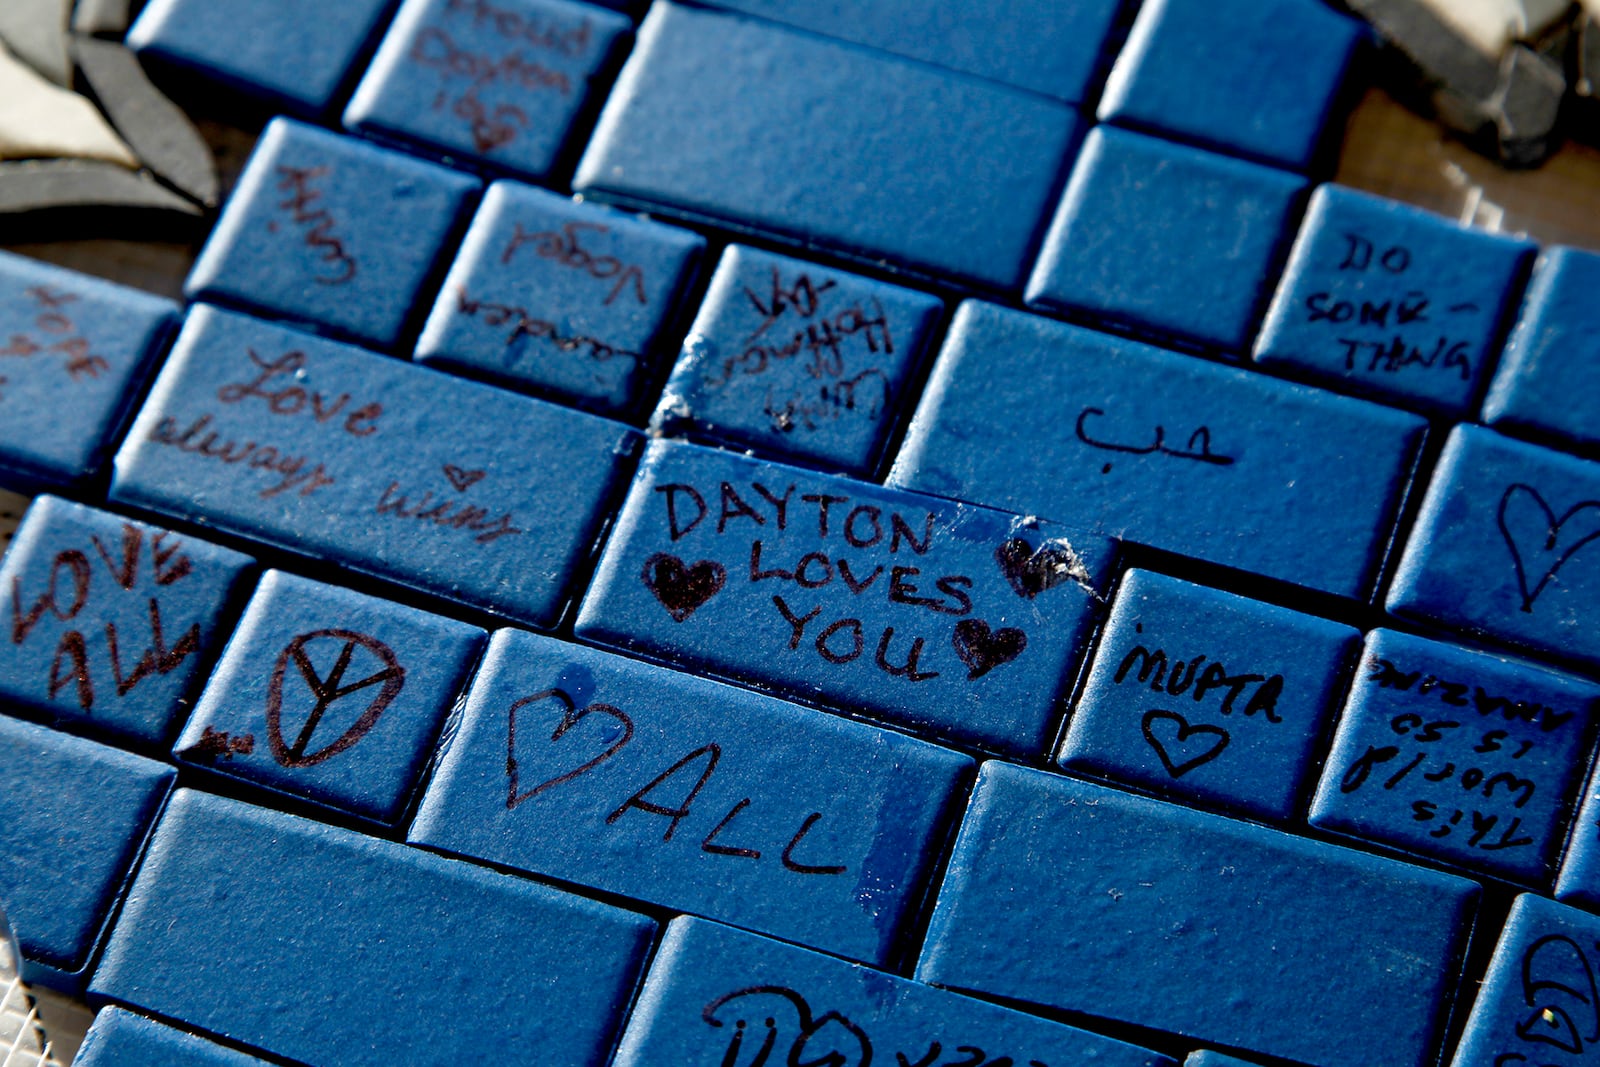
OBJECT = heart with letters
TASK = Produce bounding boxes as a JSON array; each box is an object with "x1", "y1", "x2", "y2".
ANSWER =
[
  {"x1": 642, "y1": 553, "x2": 726, "y2": 622},
  {"x1": 994, "y1": 537, "x2": 1079, "y2": 599},
  {"x1": 1498, "y1": 483, "x2": 1600, "y2": 613},
  {"x1": 505, "y1": 688, "x2": 634, "y2": 810},
  {"x1": 951, "y1": 619, "x2": 1026, "y2": 680},
  {"x1": 1140, "y1": 709, "x2": 1230, "y2": 778}
]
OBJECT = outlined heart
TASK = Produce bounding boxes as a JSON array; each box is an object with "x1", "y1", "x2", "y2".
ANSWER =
[
  {"x1": 1140, "y1": 709, "x2": 1230, "y2": 778},
  {"x1": 442, "y1": 464, "x2": 486, "y2": 492},
  {"x1": 505, "y1": 687, "x2": 634, "y2": 810},
  {"x1": 642, "y1": 553, "x2": 726, "y2": 622},
  {"x1": 994, "y1": 537, "x2": 1079, "y2": 599},
  {"x1": 951, "y1": 619, "x2": 1026, "y2": 680},
  {"x1": 1498, "y1": 483, "x2": 1600, "y2": 612}
]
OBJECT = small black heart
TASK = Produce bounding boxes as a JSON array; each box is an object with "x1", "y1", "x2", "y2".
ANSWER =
[
  {"x1": 995, "y1": 537, "x2": 1077, "y2": 599},
  {"x1": 951, "y1": 618, "x2": 1026, "y2": 680},
  {"x1": 642, "y1": 553, "x2": 726, "y2": 622},
  {"x1": 1140, "y1": 709, "x2": 1230, "y2": 778},
  {"x1": 506, "y1": 688, "x2": 634, "y2": 810}
]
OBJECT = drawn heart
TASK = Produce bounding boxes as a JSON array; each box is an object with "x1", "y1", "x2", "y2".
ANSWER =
[
  {"x1": 951, "y1": 619, "x2": 1026, "y2": 680},
  {"x1": 1140, "y1": 710, "x2": 1230, "y2": 777},
  {"x1": 506, "y1": 688, "x2": 634, "y2": 810},
  {"x1": 994, "y1": 537, "x2": 1080, "y2": 599},
  {"x1": 442, "y1": 464, "x2": 486, "y2": 493},
  {"x1": 642, "y1": 553, "x2": 726, "y2": 622},
  {"x1": 1498, "y1": 483, "x2": 1600, "y2": 612}
]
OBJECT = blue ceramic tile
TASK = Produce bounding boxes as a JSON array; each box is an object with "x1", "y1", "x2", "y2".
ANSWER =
[
  {"x1": 1483, "y1": 246, "x2": 1600, "y2": 454},
  {"x1": 1024, "y1": 127, "x2": 1305, "y2": 352},
  {"x1": 1097, "y1": 0, "x2": 1364, "y2": 170},
  {"x1": 917, "y1": 762, "x2": 1479, "y2": 1067},
  {"x1": 1388, "y1": 425, "x2": 1600, "y2": 672},
  {"x1": 174, "y1": 570, "x2": 483, "y2": 823},
  {"x1": 1557, "y1": 766, "x2": 1600, "y2": 908},
  {"x1": 186, "y1": 119, "x2": 478, "y2": 349},
  {"x1": 614, "y1": 917, "x2": 1175, "y2": 1067},
  {"x1": 1256, "y1": 185, "x2": 1534, "y2": 413},
  {"x1": 416, "y1": 180, "x2": 703, "y2": 412},
  {"x1": 76, "y1": 1008, "x2": 273, "y2": 1067},
  {"x1": 1059, "y1": 569, "x2": 1358, "y2": 821},
  {"x1": 0, "y1": 252, "x2": 176, "y2": 490},
  {"x1": 574, "y1": 439, "x2": 1114, "y2": 755},
  {"x1": 1310, "y1": 629, "x2": 1599, "y2": 885},
  {"x1": 111, "y1": 305, "x2": 637, "y2": 628},
  {"x1": 0, "y1": 716, "x2": 172, "y2": 992},
  {"x1": 92, "y1": 788, "x2": 654, "y2": 1066},
  {"x1": 691, "y1": 0, "x2": 1124, "y2": 102},
  {"x1": 409, "y1": 629, "x2": 972, "y2": 965},
  {"x1": 1449, "y1": 894, "x2": 1600, "y2": 1065},
  {"x1": 652, "y1": 245, "x2": 939, "y2": 474},
  {"x1": 345, "y1": 0, "x2": 630, "y2": 179},
  {"x1": 0, "y1": 496, "x2": 253, "y2": 747},
  {"x1": 574, "y1": 2, "x2": 1084, "y2": 289},
  {"x1": 126, "y1": 0, "x2": 392, "y2": 115},
  {"x1": 889, "y1": 301, "x2": 1429, "y2": 599}
]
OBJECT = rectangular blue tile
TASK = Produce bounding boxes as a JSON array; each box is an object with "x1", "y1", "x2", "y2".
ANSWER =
[
  {"x1": 0, "y1": 496, "x2": 254, "y2": 747},
  {"x1": 889, "y1": 301, "x2": 1429, "y2": 599},
  {"x1": 1097, "y1": 0, "x2": 1365, "y2": 170},
  {"x1": 574, "y1": 2, "x2": 1083, "y2": 289},
  {"x1": 614, "y1": 917, "x2": 1175, "y2": 1067},
  {"x1": 110, "y1": 305, "x2": 637, "y2": 627},
  {"x1": 1025, "y1": 128, "x2": 1305, "y2": 352},
  {"x1": 1310, "y1": 629, "x2": 1599, "y2": 885},
  {"x1": 652, "y1": 244, "x2": 940, "y2": 474},
  {"x1": 694, "y1": 0, "x2": 1124, "y2": 102},
  {"x1": 127, "y1": 0, "x2": 392, "y2": 114},
  {"x1": 1483, "y1": 245, "x2": 1600, "y2": 454},
  {"x1": 345, "y1": 0, "x2": 631, "y2": 179},
  {"x1": 918, "y1": 762, "x2": 1480, "y2": 1067},
  {"x1": 410, "y1": 629, "x2": 972, "y2": 964},
  {"x1": 0, "y1": 251, "x2": 176, "y2": 490},
  {"x1": 186, "y1": 119, "x2": 478, "y2": 349},
  {"x1": 92, "y1": 788, "x2": 654, "y2": 1066},
  {"x1": 1256, "y1": 185, "x2": 1534, "y2": 414},
  {"x1": 1449, "y1": 894, "x2": 1600, "y2": 1066},
  {"x1": 76, "y1": 1008, "x2": 273, "y2": 1067},
  {"x1": 1388, "y1": 424, "x2": 1600, "y2": 671},
  {"x1": 575, "y1": 439, "x2": 1115, "y2": 755},
  {"x1": 1059, "y1": 568, "x2": 1359, "y2": 821},
  {"x1": 416, "y1": 179, "x2": 704, "y2": 413},
  {"x1": 0, "y1": 716, "x2": 173, "y2": 992},
  {"x1": 175, "y1": 570, "x2": 485, "y2": 823}
]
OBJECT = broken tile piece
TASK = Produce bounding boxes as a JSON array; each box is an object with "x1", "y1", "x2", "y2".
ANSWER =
[
  {"x1": 0, "y1": 0, "x2": 71, "y2": 87},
  {"x1": 0, "y1": 44, "x2": 136, "y2": 167},
  {"x1": 0, "y1": 159, "x2": 201, "y2": 219},
  {"x1": 73, "y1": 0, "x2": 136, "y2": 37},
  {"x1": 71, "y1": 38, "x2": 219, "y2": 207}
]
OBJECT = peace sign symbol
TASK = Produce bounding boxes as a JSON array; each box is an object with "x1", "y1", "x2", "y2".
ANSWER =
[{"x1": 265, "y1": 629, "x2": 406, "y2": 768}]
